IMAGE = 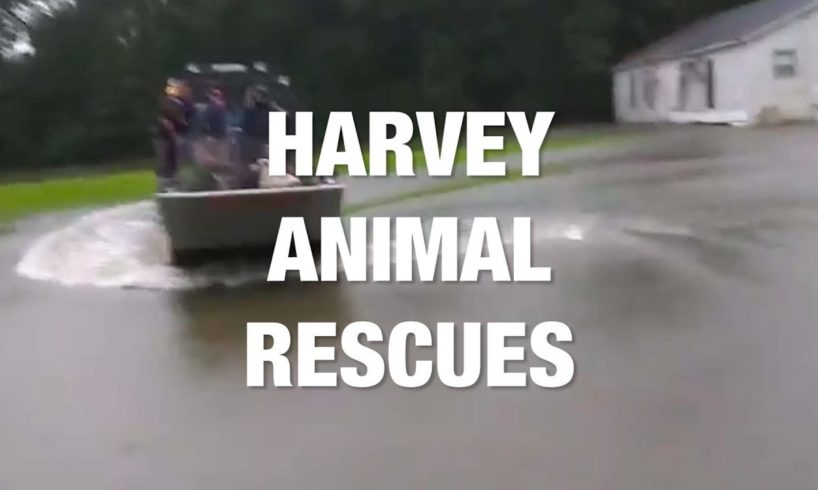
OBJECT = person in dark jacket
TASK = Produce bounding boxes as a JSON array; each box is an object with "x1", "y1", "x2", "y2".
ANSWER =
[
  {"x1": 241, "y1": 86, "x2": 270, "y2": 138},
  {"x1": 154, "y1": 79, "x2": 201, "y2": 189},
  {"x1": 154, "y1": 81, "x2": 191, "y2": 189},
  {"x1": 201, "y1": 88, "x2": 228, "y2": 139},
  {"x1": 240, "y1": 85, "x2": 273, "y2": 164}
]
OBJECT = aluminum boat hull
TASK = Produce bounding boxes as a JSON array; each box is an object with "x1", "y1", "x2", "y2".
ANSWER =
[{"x1": 156, "y1": 184, "x2": 344, "y2": 265}]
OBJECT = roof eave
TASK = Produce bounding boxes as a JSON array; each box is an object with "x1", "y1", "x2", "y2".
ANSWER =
[
  {"x1": 612, "y1": 39, "x2": 744, "y2": 72},
  {"x1": 739, "y1": 0, "x2": 818, "y2": 43},
  {"x1": 612, "y1": 0, "x2": 818, "y2": 73}
]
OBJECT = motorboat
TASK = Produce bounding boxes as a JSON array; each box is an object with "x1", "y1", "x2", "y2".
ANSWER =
[{"x1": 153, "y1": 61, "x2": 344, "y2": 265}]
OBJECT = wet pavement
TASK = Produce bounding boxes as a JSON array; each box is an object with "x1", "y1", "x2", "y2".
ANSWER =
[{"x1": 3, "y1": 124, "x2": 818, "y2": 489}]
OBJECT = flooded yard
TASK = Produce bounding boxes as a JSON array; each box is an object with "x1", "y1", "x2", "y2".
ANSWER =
[{"x1": 3, "y1": 125, "x2": 818, "y2": 489}]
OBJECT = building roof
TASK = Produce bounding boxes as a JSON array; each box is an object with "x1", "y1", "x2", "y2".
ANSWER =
[{"x1": 615, "y1": 0, "x2": 818, "y2": 70}]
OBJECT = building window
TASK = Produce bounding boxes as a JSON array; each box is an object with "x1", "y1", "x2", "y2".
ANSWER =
[
  {"x1": 678, "y1": 63, "x2": 690, "y2": 109},
  {"x1": 706, "y1": 59, "x2": 715, "y2": 109},
  {"x1": 773, "y1": 50, "x2": 798, "y2": 79},
  {"x1": 629, "y1": 72, "x2": 637, "y2": 109},
  {"x1": 642, "y1": 69, "x2": 658, "y2": 110}
]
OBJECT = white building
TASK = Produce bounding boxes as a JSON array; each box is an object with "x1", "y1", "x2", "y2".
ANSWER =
[{"x1": 613, "y1": 0, "x2": 818, "y2": 125}]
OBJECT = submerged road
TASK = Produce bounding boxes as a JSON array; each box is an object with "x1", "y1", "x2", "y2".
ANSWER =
[{"x1": 2, "y1": 125, "x2": 818, "y2": 489}]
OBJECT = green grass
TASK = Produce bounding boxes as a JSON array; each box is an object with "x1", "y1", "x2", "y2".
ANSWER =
[
  {"x1": 0, "y1": 170, "x2": 156, "y2": 224},
  {"x1": 0, "y1": 131, "x2": 621, "y2": 224}
]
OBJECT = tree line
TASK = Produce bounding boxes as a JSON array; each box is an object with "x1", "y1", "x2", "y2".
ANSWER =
[{"x1": 0, "y1": 0, "x2": 750, "y2": 171}]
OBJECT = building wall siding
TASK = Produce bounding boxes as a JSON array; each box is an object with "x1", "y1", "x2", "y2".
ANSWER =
[{"x1": 744, "y1": 8, "x2": 818, "y2": 121}]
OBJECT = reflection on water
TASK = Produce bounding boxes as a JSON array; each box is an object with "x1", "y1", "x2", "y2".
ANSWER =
[{"x1": 171, "y1": 282, "x2": 355, "y2": 371}]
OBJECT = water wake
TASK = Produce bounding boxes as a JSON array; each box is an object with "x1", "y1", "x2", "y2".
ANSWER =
[
  {"x1": 15, "y1": 202, "x2": 267, "y2": 290},
  {"x1": 15, "y1": 203, "x2": 596, "y2": 290}
]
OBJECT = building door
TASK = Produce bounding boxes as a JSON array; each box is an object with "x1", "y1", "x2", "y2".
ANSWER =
[
  {"x1": 771, "y1": 49, "x2": 811, "y2": 119},
  {"x1": 678, "y1": 59, "x2": 714, "y2": 112}
]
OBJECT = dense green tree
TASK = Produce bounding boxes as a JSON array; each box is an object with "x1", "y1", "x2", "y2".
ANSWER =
[{"x1": 0, "y1": 0, "x2": 765, "y2": 170}]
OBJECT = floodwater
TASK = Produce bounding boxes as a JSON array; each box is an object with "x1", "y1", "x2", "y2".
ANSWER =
[{"x1": 4, "y1": 125, "x2": 818, "y2": 488}]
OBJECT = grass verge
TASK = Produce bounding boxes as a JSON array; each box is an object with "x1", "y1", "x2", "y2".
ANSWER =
[{"x1": 0, "y1": 170, "x2": 156, "y2": 224}]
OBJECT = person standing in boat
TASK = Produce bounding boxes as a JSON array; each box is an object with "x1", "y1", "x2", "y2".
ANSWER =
[
  {"x1": 240, "y1": 85, "x2": 273, "y2": 163},
  {"x1": 154, "y1": 80, "x2": 191, "y2": 191},
  {"x1": 173, "y1": 81, "x2": 196, "y2": 165},
  {"x1": 202, "y1": 88, "x2": 228, "y2": 139},
  {"x1": 155, "y1": 79, "x2": 200, "y2": 189}
]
